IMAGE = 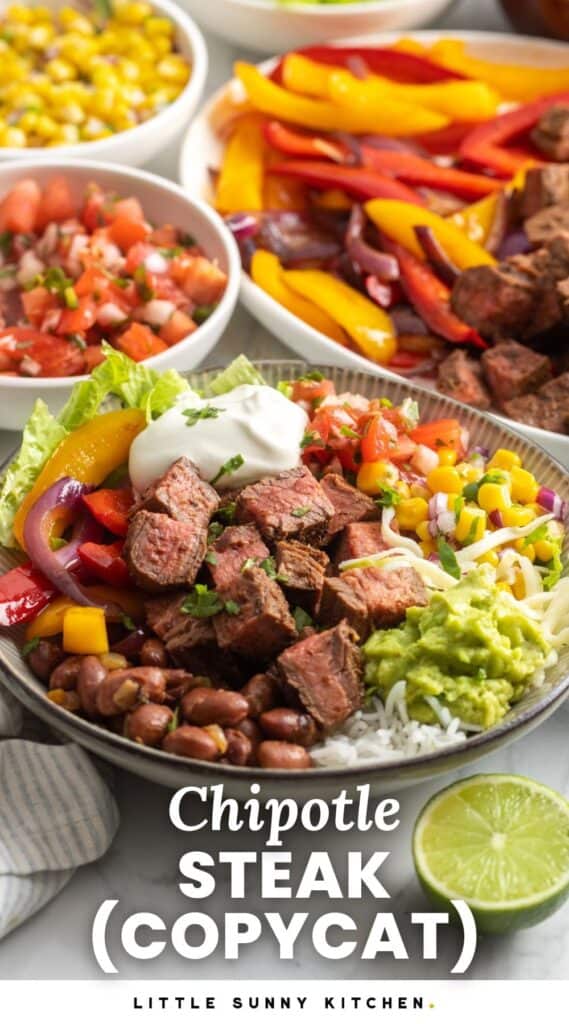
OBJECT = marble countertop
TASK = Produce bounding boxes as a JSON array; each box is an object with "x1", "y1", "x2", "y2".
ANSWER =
[{"x1": 2, "y1": 0, "x2": 569, "y2": 983}]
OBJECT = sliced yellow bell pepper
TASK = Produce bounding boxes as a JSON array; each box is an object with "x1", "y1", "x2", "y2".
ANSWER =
[
  {"x1": 235, "y1": 62, "x2": 448, "y2": 136},
  {"x1": 282, "y1": 54, "x2": 332, "y2": 98},
  {"x1": 448, "y1": 167, "x2": 529, "y2": 245},
  {"x1": 215, "y1": 114, "x2": 265, "y2": 214},
  {"x1": 365, "y1": 199, "x2": 496, "y2": 269},
  {"x1": 251, "y1": 250, "x2": 348, "y2": 344},
  {"x1": 428, "y1": 38, "x2": 569, "y2": 103},
  {"x1": 283, "y1": 269, "x2": 397, "y2": 365},
  {"x1": 63, "y1": 606, "x2": 109, "y2": 655},
  {"x1": 25, "y1": 587, "x2": 146, "y2": 641},
  {"x1": 14, "y1": 408, "x2": 145, "y2": 550}
]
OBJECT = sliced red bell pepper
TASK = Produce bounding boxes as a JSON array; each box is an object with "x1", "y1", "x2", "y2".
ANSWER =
[
  {"x1": 381, "y1": 236, "x2": 487, "y2": 349},
  {"x1": 78, "y1": 540, "x2": 131, "y2": 588},
  {"x1": 459, "y1": 92, "x2": 569, "y2": 177},
  {"x1": 268, "y1": 160, "x2": 425, "y2": 205},
  {"x1": 360, "y1": 146, "x2": 502, "y2": 200},
  {"x1": 82, "y1": 487, "x2": 133, "y2": 538},
  {"x1": 263, "y1": 120, "x2": 346, "y2": 161},
  {"x1": 0, "y1": 562, "x2": 55, "y2": 627},
  {"x1": 388, "y1": 350, "x2": 429, "y2": 370},
  {"x1": 270, "y1": 46, "x2": 467, "y2": 86},
  {"x1": 412, "y1": 121, "x2": 478, "y2": 155}
]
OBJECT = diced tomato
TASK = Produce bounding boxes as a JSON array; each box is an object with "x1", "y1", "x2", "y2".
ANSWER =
[
  {"x1": 78, "y1": 540, "x2": 131, "y2": 588},
  {"x1": 159, "y1": 310, "x2": 197, "y2": 346},
  {"x1": 0, "y1": 179, "x2": 41, "y2": 234},
  {"x1": 176, "y1": 255, "x2": 227, "y2": 304},
  {"x1": 81, "y1": 185, "x2": 106, "y2": 232},
  {"x1": 360, "y1": 414, "x2": 396, "y2": 464},
  {"x1": 56, "y1": 297, "x2": 97, "y2": 336},
  {"x1": 110, "y1": 197, "x2": 145, "y2": 223},
  {"x1": 410, "y1": 417, "x2": 464, "y2": 452},
  {"x1": 36, "y1": 176, "x2": 77, "y2": 231},
  {"x1": 82, "y1": 487, "x2": 134, "y2": 537},
  {"x1": 1, "y1": 328, "x2": 85, "y2": 376},
  {"x1": 116, "y1": 321, "x2": 168, "y2": 361},
  {"x1": 83, "y1": 345, "x2": 106, "y2": 371},
  {"x1": 75, "y1": 267, "x2": 111, "y2": 300},
  {"x1": 153, "y1": 276, "x2": 187, "y2": 305},
  {"x1": 21, "y1": 286, "x2": 58, "y2": 327},
  {"x1": 108, "y1": 214, "x2": 149, "y2": 253},
  {"x1": 150, "y1": 224, "x2": 177, "y2": 246},
  {"x1": 292, "y1": 377, "x2": 335, "y2": 404},
  {"x1": 125, "y1": 242, "x2": 156, "y2": 275}
]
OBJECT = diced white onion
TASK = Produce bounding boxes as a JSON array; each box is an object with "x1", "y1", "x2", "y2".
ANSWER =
[
  {"x1": 16, "y1": 250, "x2": 44, "y2": 286},
  {"x1": 411, "y1": 444, "x2": 439, "y2": 475},
  {"x1": 144, "y1": 251, "x2": 168, "y2": 275},
  {"x1": 96, "y1": 302, "x2": 127, "y2": 327},
  {"x1": 138, "y1": 299, "x2": 175, "y2": 326},
  {"x1": 66, "y1": 233, "x2": 89, "y2": 277}
]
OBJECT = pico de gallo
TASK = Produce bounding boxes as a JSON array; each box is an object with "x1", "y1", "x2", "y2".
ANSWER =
[{"x1": 0, "y1": 175, "x2": 227, "y2": 377}]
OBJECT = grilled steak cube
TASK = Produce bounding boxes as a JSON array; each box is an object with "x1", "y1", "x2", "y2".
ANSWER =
[
  {"x1": 137, "y1": 456, "x2": 219, "y2": 525},
  {"x1": 214, "y1": 567, "x2": 297, "y2": 662},
  {"x1": 518, "y1": 164, "x2": 569, "y2": 219},
  {"x1": 502, "y1": 391, "x2": 569, "y2": 434},
  {"x1": 333, "y1": 521, "x2": 387, "y2": 566},
  {"x1": 525, "y1": 204, "x2": 569, "y2": 247},
  {"x1": 166, "y1": 617, "x2": 244, "y2": 685},
  {"x1": 317, "y1": 576, "x2": 369, "y2": 638},
  {"x1": 125, "y1": 511, "x2": 206, "y2": 592},
  {"x1": 276, "y1": 620, "x2": 363, "y2": 730},
  {"x1": 481, "y1": 340, "x2": 551, "y2": 407},
  {"x1": 208, "y1": 524, "x2": 269, "y2": 590},
  {"x1": 318, "y1": 565, "x2": 427, "y2": 638},
  {"x1": 451, "y1": 264, "x2": 537, "y2": 339},
  {"x1": 236, "y1": 466, "x2": 334, "y2": 546},
  {"x1": 319, "y1": 473, "x2": 377, "y2": 536},
  {"x1": 437, "y1": 349, "x2": 491, "y2": 410},
  {"x1": 145, "y1": 592, "x2": 187, "y2": 639},
  {"x1": 274, "y1": 539, "x2": 329, "y2": 612},
  {"x1": 531, "y1": 106, "x2": 569, "y2": 162}
]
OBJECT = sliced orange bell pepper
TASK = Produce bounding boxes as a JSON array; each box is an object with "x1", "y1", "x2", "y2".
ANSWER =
[
  {"x1": 25, "y1": 587, "x2": 145, "y2": 641},
  {"x1": 365, "y1": 199, "x2": 496, "y2": 269},
  {"x1": 428, "y1": 38, "x2": 569, "y2": 102},
  {"x1": 234, "y1": 62, "x2": 447, "y2": 136},
  {"x1": 215, "y1": 114, "x2": 266, "y2": 214},
  {"x1": 14, "y1": 408, "x2": 145, "y2": 550},
  {"x1": 283, "y1": 269, "x2": 397, "y2": 365},
  {"x1": 251, "y1": 250, "x2": 348, "y2": 345}
]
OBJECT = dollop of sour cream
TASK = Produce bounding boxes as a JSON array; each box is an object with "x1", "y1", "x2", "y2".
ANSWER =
[{"x1": 129, "y1": 384, "x2": 308, "y2": 494}]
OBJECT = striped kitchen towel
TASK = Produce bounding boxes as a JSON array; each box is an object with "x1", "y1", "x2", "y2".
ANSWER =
[{"x1": 0, "y1": 689, "x2": 119, "y2": 940}]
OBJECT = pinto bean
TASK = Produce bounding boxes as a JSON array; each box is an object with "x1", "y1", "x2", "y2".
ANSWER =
[
  {"x1": 181, "y1": 687, "x2": 249, "y2": 728},
  {"x1": 49, "y1": 655, "x2": 83, "y2": 691},
  {"x1": 225, "y1": 728, "x2": 253, "y2": 766},
  {"x1": 77, "y1": 656, "x2": 107, "y2": 717},
  {"x1": 234, "y1": 717, "x2": 263, "y2": 750},
  {"x1": 257, "y1": 741, "x2": 313, "y2": 770},
  {"x1": 241, "y1": 673, "x2": 281, "y2": 718},
  {"x1": 27, "y1": 640, "x2": 64, "y2": 683},
  {"x1": 259, "y1": 708, "x2": 319, "y2": 747},
  {"x1": 163, "y1": 669, "x2": 206, "y2": 705},
  {"x1": 162, "y1": 725, "x2": 219, "y2": 761},
  {"x1": 126, "y1": 704, "x2": 173, "y2": 747},
  {"x1": 96, "y1": 667, "x2": 166, "y2": 716},
  {"x1": 140, "y1": 638, "x2": 168, "y2": 668}
]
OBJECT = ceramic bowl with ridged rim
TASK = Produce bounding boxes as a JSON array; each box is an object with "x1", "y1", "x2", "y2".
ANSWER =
[
  {"x1": 179, "y1": 30, "x2": 569, "y2": 469},
  {"x1": 0, "y1": 360, "x2": 568, "y2": 798}
]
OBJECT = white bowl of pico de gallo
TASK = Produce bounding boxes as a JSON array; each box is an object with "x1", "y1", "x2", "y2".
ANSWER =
[{"x1": 0, "y1": 159, "x2": 241, "y2": 429}]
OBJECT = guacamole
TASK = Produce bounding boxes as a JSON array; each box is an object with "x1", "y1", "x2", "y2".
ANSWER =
[{"x1": 362, "y1": 568, "x2": 552, "y2": 729}]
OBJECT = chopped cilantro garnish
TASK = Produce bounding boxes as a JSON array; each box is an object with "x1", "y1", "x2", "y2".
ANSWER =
[
  {"x1": 217, "y1": 501, "x2": 236, "y2": 524},
  {"x1": 291, "y1": 506, "x2": 310, "y2": 518},
  {"x1": 210, "y1": 454, "x2": 244, "y2": 487},
  {"x1": 204, "y1": 551, "x2": 218, "y2": 565},
  {"x1": 134, "y1": 265, "x2": 154, "y2": 301},
  {"x1": 0, "y1": 230, "x2": 12, "y2": 256},
  {"x1": 523, "y1": 523, "x2": 549, "y2": 547},
  {"x1": 340, "y1": 426, "x2": 360, "y2": 440},
  {"x1": 207, "y1": 522, "x2": 224, "y2": 542},
  {"x1": 241, "y1": 557, "x2": 257, "y2": 573},
  {"x1": 193, "y1": 303, "x2": 216, "y2": 325},
  {"x1": 122, "y1": 614, "x2": 136, "y2": 631},
  {"x1": 63, "y1": 286, "x2": 79, "y2": 310},
  {"x1": 22, "y1": 637, "x2": 40, "y2": 657},
  {"x1": 437, "y1": 537, "x2": 461, "y2": 580},
  {"x1": 67, "y1": 333, "x2": 87, "y2": 351},
  {"x1": 376, "y1": 486, "x2": 401, "y2": 508},
  {"x1": 167, "y1": 706, "x2": 180, "y2": 733},
  {"x1": 183, "y1": 404, "x2": 224, "y2": 427},
  {"x1": 182, "y1": 584, "x2": 224, "y2": 618},
  {"x1": 298, "y1": 371, "x2": 324, "y2": 382},
  {"x1": 224, "y1": 600, "x2": 241, "y2": 616},
  {"x1": 293, "y1": 607, "x2": 313, "y2": 631},
  {"x1": 301, "y1": 431, "x2": 319, "y2": 449}
]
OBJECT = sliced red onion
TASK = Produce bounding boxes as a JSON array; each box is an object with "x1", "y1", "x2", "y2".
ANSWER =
[
  {"x1": 489, "y1": 509, "x2": 504, "y2": 528},
  {"x1": 224, "y1": 212, "x2": 259, "y2": 242},
  {"x1": 537, "y1": 486, "x2": 568, "y2": 521},
  {"x1": 330, "y1": 131, "x2": 362, "y2": 165},
  {"x1": 470, "y1": 445, "x2": 490, "y2": 458},
  {"x1": 345, "y1": 56, "x2": 370, "y2": 80},
  {"x1": 365, "y1": 275, "x2": 394, "y2": 308},
  {"x1": 112, "y1": 628, "x2": 149, "y2": 657},
  {"x1": 346, "y1": 205, "x2": 399, "y2": 280},
  {"x1": 497, "y1": 229, "x2": 531, "y2": 261},
  {"x1": 429, "y1": 492, "x2": 448, "y2": 518},
  {"x1": 414, "y1": 225, "x2": 460, "y2": 285},
  {"x1": 484, "y1": 192, "x2": 509, "y2": 256},
  {"x1": 359, "y1": 134, "x2": 426, "y2": 156},
  {"x1": 390, "y1": 305, "x2": 428, "y2": 336},
  {"x1": 23, "y1": 477, "x2": 103, "y2": 607},
  {"x1": 427, "y1": 552, "x2": 441, "y2": 564}
]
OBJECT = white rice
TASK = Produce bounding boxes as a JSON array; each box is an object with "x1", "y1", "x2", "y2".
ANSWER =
[{"x1": 311, "y1": 685, "x2": 470, "y2": 769}]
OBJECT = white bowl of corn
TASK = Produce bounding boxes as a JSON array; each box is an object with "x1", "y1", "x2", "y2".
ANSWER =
[{"x1": 0, "y1": 0, "x2": 208, "y2": 165}]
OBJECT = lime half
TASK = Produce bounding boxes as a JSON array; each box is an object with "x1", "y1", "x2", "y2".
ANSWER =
[{"x1": 413, "y1": 773, "x2": 569, "y2": 934}]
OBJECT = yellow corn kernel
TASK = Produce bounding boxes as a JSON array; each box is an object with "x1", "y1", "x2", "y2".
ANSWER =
[
  {"x1": 56, "y1": 102, "x2": 85, "y2": 125},
  {"x1": 114, "y1": 1, "x2": 153, "y2": 24},
  {"x1": 27, "y1": 24, "x2": 54, "y2": 48},
  {"x1": 456, "y1": 462, "x2": 483, "y2": 484},
  {"x1": 426, "y1": 466, "x2": 462, "y2": 494},
  {"x1": 1, "y1": 126, "x2": 27, "y2": 147},
  {"x1": 156, "y1": 54, "x2": 189, "y2": 84},
  {"x1": 6, "y1": 5, "x2": 34, "y2": 24},
  {"x1": 416, "y1": 521, "x2": 432, "y2": 543},
  {"x1": 512, "y1": 571, "x2": 526, "y2": 600},
  {"x1": 58, "y1": 9, "x2": 94, "y2": 35},
  {"x1": 478, "y1": 549, "x2": 499, "y2": 567},
  {"x1": 396, "y1": 480, "x2": 411, "y2": 500},
  {"x1": 145, "y1": 16, "x2": 174, "y2": 36},
  {"x1": 456, "y1": 506, "x2": 487, "y2": 545},
  {"x1": 396, "y1": 497, "x2": 429, "y2": 531},
  {"x1": 46, "y1": 58, "x2": 76, "y2": 83},
  {"x1": 502, "y1": 505, "x2": 535, "y2": 528},
  {"x1": 478, "y1": 481, "x2": 512, "y2": 513},
  {"x1": 437, "y1": 447, "x2": 457, "y2": 467},
  {"x1": 488, "y1": 448, "x2": 522, "y2": 472},
  {"x1": 356, "y1": 460, "x2": 398, "y2": 496},
  {"x1": 30, "y1": 6, "x2": 52, "y2": 22},
  {"x1": 47, "y1": 689, "x2": 81, "y2": 712},
  {"x1": 510, "y1": 466, "x2": 539, "y2": 504},
  {"x1": 409, "y1": 482, "x2": 430, "y2": 500},
  {"x1": 534, "y1": 539, "x2": 556, "y2": 562},
  {"x1": 18, "y1": 110, "x2": 40, "y2": 133},
  {"x1": 514, "y1": 539, "x2": 535, "y2": 562},
  {"x1": 420, "y1": 539, "x2": 436, "y2": 557},
  {"x1": 34, "y1": 114, "x2": 58, "y2": 139},
  {"x1": 63, "y1": 607, "x2": 109, "y2": 655}
]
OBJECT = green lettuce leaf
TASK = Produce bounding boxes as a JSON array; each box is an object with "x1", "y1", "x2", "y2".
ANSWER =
[
  {"x1": 209, "y1": 355, "x2": 265, "y2": 395},
  {"x1": 0, "y1": 400, "x2": 67, "y2": 548}
]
